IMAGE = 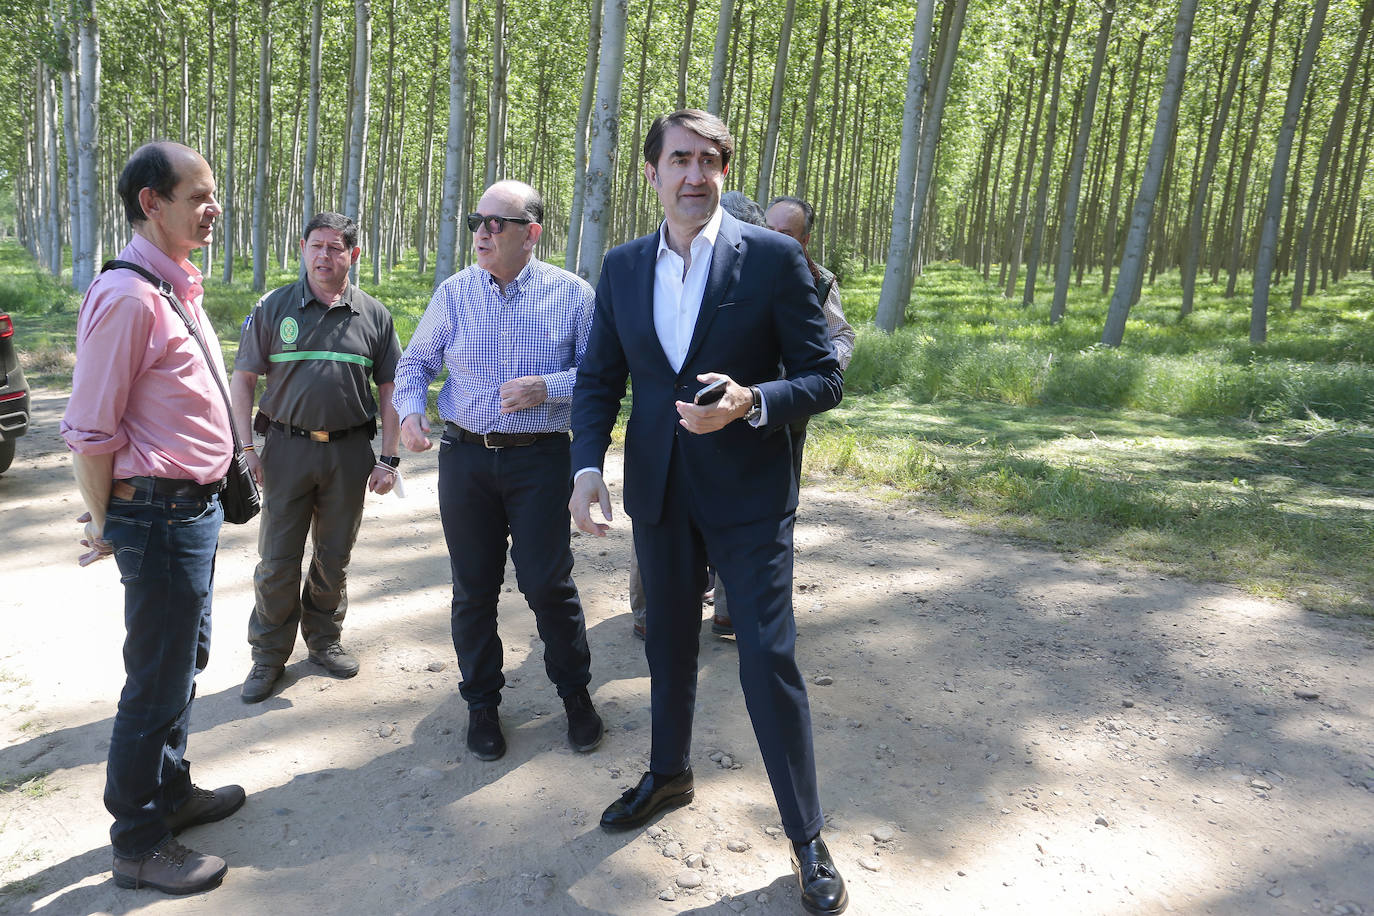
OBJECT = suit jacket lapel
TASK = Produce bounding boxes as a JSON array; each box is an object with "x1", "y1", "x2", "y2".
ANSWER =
[
  {"x1": 681, "y1": 211, "x2": 742, "y2": 374},
  {"x1": 629, "y1": 231, "x2": 675, "y2": 378}
]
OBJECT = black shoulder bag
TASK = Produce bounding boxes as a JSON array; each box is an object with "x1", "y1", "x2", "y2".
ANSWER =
[{"x1": 100, "y1": 259, "x2": 261, "y2": 524}]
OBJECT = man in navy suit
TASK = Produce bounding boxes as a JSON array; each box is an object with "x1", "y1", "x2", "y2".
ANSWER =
[{"x1": 569, "y1": 109, "x2": 848, "y2": 916}]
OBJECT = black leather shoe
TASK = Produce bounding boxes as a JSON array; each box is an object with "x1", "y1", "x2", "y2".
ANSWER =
[
  {"x1": 164, "y1": 784, "x2": 246, "y2": 835},
  {"x1": 791, "y1": 834, "x2": 848, "y2": 915},
  {"x1": 467, "y1": 707, "x2": 506, "y2": 760},
  {"x1": 563, "y1": 689, "x2": 604, "y2": 752},
  {"x1": 308, "y1": 642, "x2": 360, "y2": 678},
  {"x1": 600, "y1": 769, "x2": 694, "y2": 831}
]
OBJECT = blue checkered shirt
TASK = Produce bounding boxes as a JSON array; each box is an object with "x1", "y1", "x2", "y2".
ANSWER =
[{"x1": 393, "y1": 259, "x2": 595, "y2": 434}]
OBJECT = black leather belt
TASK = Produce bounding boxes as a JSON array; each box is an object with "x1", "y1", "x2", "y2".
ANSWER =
[
  {"x1": 114, "y1": 476, "x2": 225, "y2": 500},
  {"x1": 445, "y1": 421, "x2": 566, "y2": 449},
  {"x1": 270, "y1": 418, "x2": 373, "y2": 442}
]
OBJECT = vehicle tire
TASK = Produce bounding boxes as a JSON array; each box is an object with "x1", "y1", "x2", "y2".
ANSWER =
[{"x1": 0, "y1": 439, "x2": 14, "y2": 474}]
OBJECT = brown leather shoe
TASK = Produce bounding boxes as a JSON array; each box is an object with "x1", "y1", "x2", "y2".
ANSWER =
[
  {"x1": 165, "y1": 784, "x2": 246, "y2": 834},
  {"x1": 710, "y1": 614, "x2": 734, "y2": 637},
  {"x1": 112, "y1": 838, "x2": 227, "y2": 895}
]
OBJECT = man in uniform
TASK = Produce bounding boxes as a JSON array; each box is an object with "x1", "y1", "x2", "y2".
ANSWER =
[
  {"x1": 230, "y1": 212, "x2": 401, "y2": 703},
  {"x1": 63, "y1": 141, "x2": 244, "y2": 895},
  {"x1": 394, "y1": 179, "x2": 602, "y2": 761}
]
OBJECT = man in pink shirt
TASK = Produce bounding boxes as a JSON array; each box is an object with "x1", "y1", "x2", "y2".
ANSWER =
[{"x1": 61, "y1": 142, "x2": 245, "y2": 896}]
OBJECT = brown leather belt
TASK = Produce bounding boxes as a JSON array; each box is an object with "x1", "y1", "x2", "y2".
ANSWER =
[
  {"x1": 444, "y1": 421, "x2": 566, "y2": 449},
  {"x1": 112, "y1": 476, "x2": 224, "y2": 501},
  {"x1": 270, "y1": 418, "x2": 372, "y2": 442}
]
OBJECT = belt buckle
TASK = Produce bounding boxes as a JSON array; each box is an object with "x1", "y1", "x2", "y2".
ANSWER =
[
  {"x1": 481, "y1": 433, "x2": 502, "y2": 450},
  {"x1": 309, "y1": 429, "x2": 330, "y2": 443}
]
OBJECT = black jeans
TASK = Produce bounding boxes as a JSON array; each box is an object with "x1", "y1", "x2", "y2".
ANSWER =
[
  {"x1": 101, "y1": 484, "x2": 222, "y2": 858},
  {"x1": 436, "y1": 431, "x2": 591, "y2": 708}
]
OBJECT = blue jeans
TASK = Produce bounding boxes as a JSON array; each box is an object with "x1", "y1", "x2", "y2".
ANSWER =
[
  {"x1": 436, "y1": 432, "x2": 591, "y2": 709},
  {"x1": 101, "y1": 485, "x2": 222, "y2": 858}
]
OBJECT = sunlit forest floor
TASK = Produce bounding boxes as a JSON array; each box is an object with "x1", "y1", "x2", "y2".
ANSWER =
[{"x1": 4, "y1": 243, "x2": 1370, "y2": 614}]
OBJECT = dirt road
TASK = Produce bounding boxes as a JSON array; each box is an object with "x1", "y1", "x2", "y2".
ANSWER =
[{"x1": 2, "y1": 387, "x2": 1371, "y2": 915}]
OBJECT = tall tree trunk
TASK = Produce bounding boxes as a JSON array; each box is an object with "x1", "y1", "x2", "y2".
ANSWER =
[
  {"x1": 61, "y1": 21, "x2": 79, "y2": 280},
  {"x1": 302, "y1": 0, "x2": 322, "y2": 226},
  {"x1": 344, "y1": 0, "x2": 371, "y2": 224},
  {"x1": 370, "y1": 0, "x2": 395, "y2": 285},
  {"x1": 1101, "y1": 0, "x2": 1198, "y2": 347},
  {"x1": 1333, "y1": 56, "x2": 1374, "y2": 282},
  {"x1": 565, "y1": 0, "x2": 602, "y2": 272},
  {"x1": 417, "y1": 33, "x2": 439, "y2": 277},
  {"x1": 484, "y1": 0, "x2": 506, "y2": 188},
  {"x1": 754, "y1": 0, "x2": 796, "y2": 204},
  {"x1": 1178, "y1": 0, "x2": 1259, "y2": 315},
  {"x1": 1291, "y1": 0, "x2": 1372, "y2": 310},
  {"x1": 874, "y1": 0, "x2": 936, "y2": 333},
  {"x1": 1021, "y1": 0, "x2": 1076, "y2": 308},
  {"x1": 221, "y1": 0, "x2": 239, "y2": 283},
  {"x1": 621, "y1": 0, "x2": 654, "y2": 241},
  {"x1": 1101, "y1": 30, "x2": 1146, "y2": 295},
  {"x1": 73, "y1": 0, "x2": 100, "y2": 292},
  {"x1": 251, "y1": 0, "x2": 271, "y2": 292},
  {"x1": 1005, "y1": 0, "x2": 1056, "y2": 299},
  {"x1": 1251, "y1": 0, "x2": 1326, "y2": 340},
  {"x1": 794, "y1": 0, "x2": 828, "y2": 200},
  {"x1": 676, "y1": 0, "x2": 697, "y2": 110},
  {"x1": 1225, "y1": 0, "x2": 1281, "y2": 297},
  {"x1": 1050, "y1": 2, "x2": 1112, "y2": 323},
  {"x1": 706, "y1": 0, "x2": 735, "y2": 115},
  {"x1": 578, "y1": 0, "x2": 628, "y2": 286},
  {"x1": 434, "y1": 0, "x2": 467, "y2": 284}
]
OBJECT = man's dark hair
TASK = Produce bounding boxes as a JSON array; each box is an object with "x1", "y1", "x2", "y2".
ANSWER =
[
  {"x1": 643, "y1": 109, "x2": 735, "y2": 170},
  {"x1": 303, "y1": 212, "x2": 359, "y2": 249},
  {"x1": 768, "y1": 196, "x2": 816, "y2": 236},
  {"x1": 118, "y1": 144, "x2": 180, "y2": 225}
]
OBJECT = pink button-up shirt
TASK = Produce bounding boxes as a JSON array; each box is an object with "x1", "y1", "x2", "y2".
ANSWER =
[{"x1": 60, "y1": 234, "x2": 233, "y2": 484}]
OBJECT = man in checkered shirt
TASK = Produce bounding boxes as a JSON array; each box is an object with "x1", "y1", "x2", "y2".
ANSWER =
[{"x1": 393, "y1": 180, "x2": 603, "y2": 762}]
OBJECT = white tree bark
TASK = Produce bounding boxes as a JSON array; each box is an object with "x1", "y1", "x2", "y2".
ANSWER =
[
  {"x1": 1251, "y1": 0, "x2": 1328, "y2": 342},
  {"x1": 706, "y1": 0, "x2": 734, "y2": 116},
  {"x1": 753, "y1": 0, "x2": 795, "y2": 205},
  {"x1": 578, "y1": 0, "x2": 627, "y2": 287},
  {"x1": 251, "y1": 0, "x2": 271, "y2": 291},
  {"x1": 566, "y1": 0, "x2": 602, "y2": 273},
  {"x1": 874, "y1": 0, "x2": 935, "y2": 334},
  {"x1": 222, "y1": 0, "x2": 238, "y2": 283},
  {"x1": 344, "y1": 0, "x2": 371, "y2": 225},
  {"x1": 433, "y1": 0, "x2": 468, "y2": 285},
  {"x1": 73, "y1": 0, "x2": 99, "y2": 292},
  {"x1": 484, "y1": 0, "x2": 506, "y2": 189},
  {"x1": 1102, "y1": 0, "x2": 1199, "y2": 347},
  {"x1": 302, "y1": 0, "x2": 322, "y2": 225}
]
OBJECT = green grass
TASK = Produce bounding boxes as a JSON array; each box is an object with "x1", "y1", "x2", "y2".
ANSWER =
[
  {"x1": 0, "y1": 770, "x2": 53, "y2": 798},
  {"x1": 817, "y1": 261, "x2": 1374, "y2": 616}
]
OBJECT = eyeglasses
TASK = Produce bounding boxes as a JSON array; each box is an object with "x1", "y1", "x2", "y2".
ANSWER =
[{"x1": 466, "y1": 213, "x2": 534, "y2": 234}]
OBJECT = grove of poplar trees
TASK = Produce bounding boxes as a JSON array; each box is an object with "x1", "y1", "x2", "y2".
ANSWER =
[{"x1": 3, "y1": 0, "x2": 1371, "y2": 347}]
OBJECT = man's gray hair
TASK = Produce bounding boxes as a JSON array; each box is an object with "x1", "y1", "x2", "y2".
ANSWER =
[{"x1": 721, "y1": 191, "x2": 766, "y2": 227}]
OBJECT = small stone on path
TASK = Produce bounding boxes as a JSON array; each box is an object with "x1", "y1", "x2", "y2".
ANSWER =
[
  {"x1": 1094, "y1": 816, "x2": 1110, "y2": 827},
  {"x1": 727, "y1": 839, "x2": 751, "y2": 852},
  {"x1": 378, "y1": 723, "x2": 396, "y2": 738},
  {"x1": 814, "y1": 675, "x2": 834, "y2": 686},
  {"x1": 858, "y1": 856, "x2": 881, "y2": 872},
  {"x1": 676, "y1": 871, "x2": 703, "y2": 889},
  {"x1": 426, "y1": 661, "x2": 446, "y2": 672},
  {"x1": 658, "y1": 888, "x2": 677, "y2": 901},
  {"x1": 1294, "y1": 688, "x2": 1319, "y2": 700},
  {"x1": 871, "y1": 825, "x2": 896, "y2": 842}
]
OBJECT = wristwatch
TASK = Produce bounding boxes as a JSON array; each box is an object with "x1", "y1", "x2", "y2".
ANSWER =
[
  {"x1": 744, "y1": 387, "x2": 762, "y2": 423},
  {"x1": 379, "y1": 455, "x2": 400, "y2": 468}
]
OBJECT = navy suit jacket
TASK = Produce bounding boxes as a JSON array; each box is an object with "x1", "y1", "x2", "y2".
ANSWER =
[{"x1": 570, "y1": 210, "x2": 843, "y2": 527}]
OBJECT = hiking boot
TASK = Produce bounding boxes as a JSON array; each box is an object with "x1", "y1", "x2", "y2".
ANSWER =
[
  {"x1": 240, "y1": 663, "x2": 283, "y2": 703},
  {"x1": 467, "y1": 707, "x2": 506, "y2": 760},
  {"x1": 308, "y1": 642, "x2": 360, "y2": 678},
  {"x1": 164, "y1": 784, "x2": 246, "y2": 835},
  {"x1": 563, "y1": 689, "x2": 604, "y2": 753},
  {"x1": 112, "y1": 838, "x2": 227, "y2": 895}
]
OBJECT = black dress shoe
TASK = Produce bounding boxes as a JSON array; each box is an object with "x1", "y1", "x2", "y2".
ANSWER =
[
  {"x1": 563, "y1": 689, "x2": 604, "y2": 752},
  {"x1": 467, "y1": 707, "x2": 506, "y2": 760},
  {"x1": 599, "y1": 769, "x2": 694, "y2": 831},
  {"x1": 790, "y1": 834, "x2": 848, "y2": 915}
]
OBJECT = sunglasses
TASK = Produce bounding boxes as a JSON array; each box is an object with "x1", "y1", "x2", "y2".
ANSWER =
[{"x1": 467, "y1": 213, "x2": 534, "y2": 234}]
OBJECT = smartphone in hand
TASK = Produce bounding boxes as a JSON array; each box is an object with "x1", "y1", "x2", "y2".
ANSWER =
[{"x1": 694, "y1": 378, "x2": 728, "y2": 405}]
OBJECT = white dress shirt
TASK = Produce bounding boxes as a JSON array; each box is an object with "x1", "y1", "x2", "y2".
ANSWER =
[{"x1": 653, "y1": 207, "x2": 723, "y2": 373}]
